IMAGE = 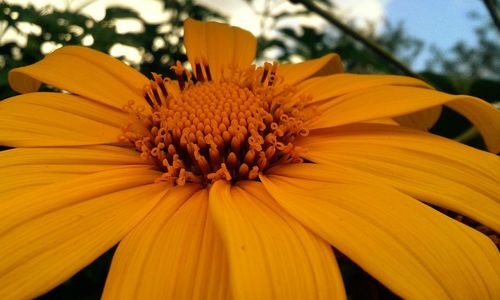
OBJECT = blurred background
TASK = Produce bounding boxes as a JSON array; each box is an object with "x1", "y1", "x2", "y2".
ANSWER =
[{"x1": 1, "y1": 0, "x2": 499, "y2": 299}]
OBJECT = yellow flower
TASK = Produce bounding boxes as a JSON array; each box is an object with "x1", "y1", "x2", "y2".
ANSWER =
[{"x1": 1, "y1": 18, "x2": 499, "y2": 299}]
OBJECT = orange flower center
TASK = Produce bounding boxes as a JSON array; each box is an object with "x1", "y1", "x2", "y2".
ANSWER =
[{"x1": 121, "y1": 60, "x2": 313, "y2": 185}]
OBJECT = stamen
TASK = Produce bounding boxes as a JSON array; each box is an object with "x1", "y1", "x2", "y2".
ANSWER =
[
  {"x1": 152, "y1": 73, "x2": 168, "y2": 97},
  {"x1": 238, "y1": 163, "x2": 249, "y2": 179},
  {"x1": 170, "y1": 61, "x2": 186, "y2": 90},
  {"x1": 194, "y1": 57, "x2": 205, "y2": 82},
  {"x1": 143, "y1": 86, "x2": 155, "y2": 107},
  {"x1": 226, "y1": 152, "x2": 238, "y2": 169},
  {"x1": 268, "y1": 62, "x2": 278, "y2": 86},
  {"x1": 151, "y1": 86, "x2": 161, "y2": 105},
  {"x1": 121, "y1": 57, "x2": 313, "y2": 186},
  {"x1": 202, "y1": 57, "x2": 213, "y2": 81},
  {"x1": 261, "y1": 62, "x2": 271, "y2": 84}
]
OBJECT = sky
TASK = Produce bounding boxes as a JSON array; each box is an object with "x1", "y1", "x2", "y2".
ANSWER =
[
  {"x1": 3, "y1": 0, "x2": 489, "y2": 70},
  {"x1": 384, "y1": 0, "x2": 486, "y2": 68}
]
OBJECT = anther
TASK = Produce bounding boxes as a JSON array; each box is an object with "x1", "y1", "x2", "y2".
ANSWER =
[
  {"x1": 202, "y1": 57, "x2": 213, "y2": 81},
  {"x1": 248, "y1": 166, "x2": 259, "y2": 180},
  {"x1": 152, "y1": 73, "x2": 168, "y2": 98},
  {"x1": 194, "y1": 151, "x2": 210, "y2": 175},
  {"x1": 244, "y1": 149, "x2": 255, "y2": 165},
  {"x1": 268, "y1": 62, "x2": 278, "y2": 86},
  {"x1": 195, "y1": 58, "x2": 205, "y2": 82},
  {"x1": 214, "y1": 135, "x2": 225, "y2": 152},
  {"x1": 222, "y1": 131, "x2": 232, "y2": 144},
  {"x1": 197, "y1": 135, "x2": 207, "y2": 149},
  {"x1": 144, "y1": 87, "x2": 155, "y2": 107},
  {"x1": 167, "y1": 144, "x2": 176, "y2": 156},
  {"x1": 261, "y1": 62, "x2": 271, "y2": 84},
  {"x1": 265, "y1": 145, "x2": 276, "y2": 159},
  {"x1": 226, "y1": 152, "x2": 238, "y2": 169},
  {"x1": 257, "y1": 152, "x2": 267, "y2": 170},
  {"x1": 238, "y1": 163, "x2": 249, "y2": 179},
  {"x1": 145, "y1": 88, "x2": 159, "y2": 107},
  {"x1": 209, "y1": 143, "x2": 221, "y2": 170},
  {"x1": 171, "y1": 61, "x2": 186, "y2": 90},
  {"x1": 230, "y1": 136, "x2": 241, "y2": 154}
]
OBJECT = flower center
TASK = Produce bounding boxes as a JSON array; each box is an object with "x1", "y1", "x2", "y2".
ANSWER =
[{"x1": 121, "y1": 60, "x2": 313, "y2": 185}]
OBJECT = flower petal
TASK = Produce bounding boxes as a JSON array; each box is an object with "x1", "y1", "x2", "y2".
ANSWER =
[
  {"x1": 103, "y1": 186, "x2": 231, "y2": 299},
  {"x1": 261, "y1": 174, "x2": 500, "y2": 299},
  {"x1": 209, "y1": 180, "x2": 345, "y2": 300},
  {"x1": 307, "y1": 86, "x2": 500, "y2": 153},
  {"x1": 0, "y1": 167, "x2": 162, "y2": 235},
  {"x1": 292, "y1": 73, "x2": 439, "y2": 130},
  {"x1": 294, "y1": 123, "x2": 500, "y2": 231},
  {"x1": 184, "y1": 18, "x2": 256, "y2": 81},
  {"x1": 8, "y1": 46, "x2": 149, "y2": 108},
  {"x1": 446, "y1": 96, "x2": 500, "y2": 153},
  {"x1": 0, "y1": 93, "x2": 126, "y2": 147},
  {"x1": 4, "y1": 92, "x2": 128, "y2": 127},
  {"x1": 279, "y1": 53, "x2": 343, "y2": 86},
  {"x1": 0, "y1": 145, "x2": 147, "y2": 168},
  {"x1": 0, "y1": 145, "x2": 151, "y2": 200},
  {"x1": 0, "y1": 164, "x2": 132, "y2": 200},
  {"x1": 394, "y1": 106, "x2": 442, "y2": 130},
  {"x1": 0, "y1": 180, "x2": 169, "y2": 299},
  {"x1": 295, "y1": 73, "x2": 431, "y2": 106}
]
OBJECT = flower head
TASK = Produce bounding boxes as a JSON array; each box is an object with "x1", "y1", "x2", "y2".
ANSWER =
[
  {"x1": 122, "y1": 59, "x2": 311, "y2": 185},
  {"x1": 1, "y1": 18, "x2": 499, "y2": 299}
]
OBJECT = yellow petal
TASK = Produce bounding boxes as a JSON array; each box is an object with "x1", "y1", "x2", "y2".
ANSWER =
[
  {"x1": 261, "y1": 175, "x2": 500, "y2": 299},
  {"x1": 184, "y1": 18, "x2": 256, "y2": 81},
  {"x1": 0, "y1": 93, "x2": 125, "y2": 147},
  {"x1": 103, "y1": 186, "x2": 230, "y2": 299},
  {"x1": 458, "y1": 223, "x2": 500, "y2": 279},
  {"x1": 295, "y1": 73, "x2": 431, "y2": 106},
  {"x1": 8, "y1": 46, "x2": 149, "y2": 109},
  {"x1": 0, "y1": 145, "x2": 151, "y2": 200},
  {"x1": 0, "y1": 181, "x2": 169, "y2": 299},
  {"x1": 446, "y1": 96, "x2": 500, "y2": 153},
  {"x1": 292, "y1": 73, "x2": 438, "y2": 130},
  {"x1": 279, "y1": 53, "x2": 343, "y2": 86},
  {"x1": 0, "y1": 167, "x2": 163, "y2": 235},
  {"x1": 0, "y1": 164, "x2": 136, "y2": 200},
  {"x1": 209, "y1": 180, "x2": 345, "y2": 300},
  {"x1": 363, "y1": 118, "x2": 399, "y2": 125},
  {"x1": 394, "y1": 106, "x2": 442, "y2": 130},
  {"x1": 294, "y1": 123, "x2": 500, "y2": 232},
  {"x1": 0, "y1": 145, "x2": 147, "y2": 168},
  {"x1": 307, "y1": 85, "x2": 500, "y2": 152},
  {"x1": 4, "y1": 92, "x2": 128, "y2": 127}
]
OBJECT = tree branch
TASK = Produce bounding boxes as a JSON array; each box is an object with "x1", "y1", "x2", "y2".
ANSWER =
[
  {"x1": 481, "y1": 0, "x2": 500, "y2": 33},
  {"x1": 290, "y1": 0, "x2": 426, "y2": 81}
]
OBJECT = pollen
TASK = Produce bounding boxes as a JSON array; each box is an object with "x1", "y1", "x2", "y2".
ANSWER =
[{"x1": 120, "y1": 60, "x2": 313, "y2": 185}]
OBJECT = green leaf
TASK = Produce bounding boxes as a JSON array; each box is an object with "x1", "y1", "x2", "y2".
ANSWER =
[{"x1": 104, "y1": 6, "x2": 141, "y2": 20}]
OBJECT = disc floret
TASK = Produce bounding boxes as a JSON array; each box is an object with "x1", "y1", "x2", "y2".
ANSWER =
[{"x1": 121, "y1": 60, "x2": 313, "y2": 185}]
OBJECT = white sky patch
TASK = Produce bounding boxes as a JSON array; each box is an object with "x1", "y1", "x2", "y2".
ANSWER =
[
  {"x1": 109, "y1": 43, "x2": 141, "y2": 64},
  {"x1": 40, "y1": 41, "x2": 62, "y2": 54},
  {"x1": 81, "y1": 34, "x2": 94, "y2": 46},
  {"x1": 3, "y1": 0, "x2": 390, "y2": 62},
  {"x1": 197, "y1": 0, "x2": 390, "y2": 62},
  {"x1": 114, "y1": 18, "x2": 144, "y2": 34},
  {"x1": 4, "y1": 0, "x2": 390, "y2": 36},
  {"x1": 335, "y1": 0, "x2": 390, "y2": 32},
  {"x1": 3, "y1": 0, "x2": 169, "y2": 21},
  {"x1": 198, "y1": 0, "x2": 390, "y2": 36},
  {"x1": 80, "y1": 0, "x2": 170, "y2": 22}
]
